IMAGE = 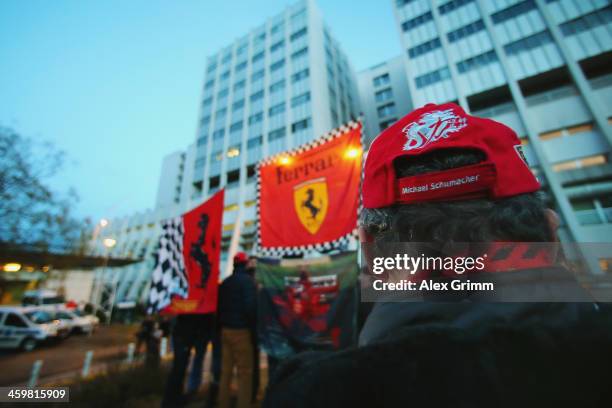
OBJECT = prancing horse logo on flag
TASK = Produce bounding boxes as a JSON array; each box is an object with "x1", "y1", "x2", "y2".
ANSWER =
[{"x1": 293, "y1": 177, "x2": 328, "y2": 235}]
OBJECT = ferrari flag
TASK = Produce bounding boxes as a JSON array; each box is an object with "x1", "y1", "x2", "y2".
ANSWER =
[
  {"x1": 258, "y1": 122, "x2": 362, "y2": 253},
  {"x1": 147, "y1": 189, "x2": 224, "y2": 315}
]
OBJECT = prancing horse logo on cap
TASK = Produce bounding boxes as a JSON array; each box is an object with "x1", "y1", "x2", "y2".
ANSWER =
[{"x1": 402, "y1": 109, "x2": 467, "y2": 151}]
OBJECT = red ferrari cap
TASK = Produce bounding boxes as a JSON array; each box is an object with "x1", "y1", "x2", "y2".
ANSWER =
[
  {"x1": 233, "y1": 252, "x2": 248, "y2": 264},
  {"x1": 362, "y1": 103, "x2": 540, "y2": 209}
]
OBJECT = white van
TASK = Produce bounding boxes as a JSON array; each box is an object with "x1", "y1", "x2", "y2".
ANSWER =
[
  {"x1": 0, "y1": 307, "x2": 60, "y2": 351},
  {"x1": 21, "y1": 290, "x2": 65, "y2": 307}
]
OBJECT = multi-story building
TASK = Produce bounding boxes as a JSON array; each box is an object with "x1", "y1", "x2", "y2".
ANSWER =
[
  {"x1": 85, "y1": 0, "x2": 361, "y2": 311},
  {"x1": 357, "y1": 55, "x2": 413, "y2": 144},
  {"x1": 188, "y1": 0, "x2": 359, "y2": 262},
  {"x1": 391, "y1": 0, "x2": 612, "y2": 244}
]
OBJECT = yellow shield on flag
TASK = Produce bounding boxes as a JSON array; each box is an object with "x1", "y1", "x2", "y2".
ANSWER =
[{"x1": 293, "y1": 177, "x2": 328, "y2": 235}]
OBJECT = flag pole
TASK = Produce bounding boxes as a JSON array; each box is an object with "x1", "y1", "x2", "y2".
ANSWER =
[{"x1": 223, "y1": 208, "x2": 243, "y2": 279}]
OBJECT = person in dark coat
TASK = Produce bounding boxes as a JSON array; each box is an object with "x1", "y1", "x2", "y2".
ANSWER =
[
  {"x1": 218, "y1": 252, "x2": 257, "y2": 408},
  {"x1": 161, "y1": 313, "x2": 215, "y2": 407},
  {"x1": 263, "y1": 103, "x2": 612, "y2": 407}
]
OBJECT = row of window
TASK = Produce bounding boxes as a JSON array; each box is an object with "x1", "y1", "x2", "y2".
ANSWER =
[
  {"x1": 377, "y1": 102, "x2": 396, "y2": 118},
  {"x1": 456, "y1": 49, "x2": 498, "y2": 73},
  {"x1": 375, "y1": 88, "x2": 393, "y2": 103},
  {"x1": 408, "y1": 38, "x2": 441, "y2": 58},
  {"x1": 415, "y1": 67, "x2": 451, "y2": 89},
  {"x1": 206, "y1": 118, "x2": 313, "y2": 161},
  {"x1": 491, "y1": 0, "x2": 536, "y2": 24},
  {"x1": 205, "y1": 47, "x2": 308, "y2": 90},
  {"x1": 560, "y1": 5, "x2": 611, "y2": 37},
  {"x1": 373, "y1": 73, "x2": 390, "y2": 87},
  {"x1": 447, "y1": 20, "x2": 485, "y2": 43},
  {"x1": 504, "y1": 30, "x2": 553, "y2": 56},
  {"x1": 439, "y1": 0, "x2": 474, "y2": 15},
  {"x1": 401, "y1": 11, "x2": 433, "y2": 32}
]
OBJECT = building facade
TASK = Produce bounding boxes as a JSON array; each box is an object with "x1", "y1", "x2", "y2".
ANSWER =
[
  {"x1": 188, "y1": 0, "x2": 359, "y2": 263},
  {"x1": 357, "y1": 55, "x2": 413, "y2": 144},
  {"x1": 392, "y1": 0, "x2": 612, "y2": 243}
]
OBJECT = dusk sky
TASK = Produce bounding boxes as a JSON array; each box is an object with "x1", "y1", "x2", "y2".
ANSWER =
[{"x1": 0, "y1": 0, "x2": 401, "y2": 222}]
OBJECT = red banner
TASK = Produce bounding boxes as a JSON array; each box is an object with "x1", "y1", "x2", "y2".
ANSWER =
[
  {"x1": 258, "y1": 123, "x2": 362, "y2": 252},
  {"x1": 165, "y1": 189, "x2": 224, "y2": 314}
]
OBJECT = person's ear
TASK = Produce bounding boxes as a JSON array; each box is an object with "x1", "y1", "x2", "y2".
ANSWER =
[{"x1": 544, "y1": 209, "x2": 560, "y2": 242}]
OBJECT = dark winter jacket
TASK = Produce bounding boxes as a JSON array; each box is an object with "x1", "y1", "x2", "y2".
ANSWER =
[
  {"x1": 264, "y1": 266, "x2": 612, "y2": 408},
  {"x1": 218, "y1": 264, "x2": 257, "y2": 331}
]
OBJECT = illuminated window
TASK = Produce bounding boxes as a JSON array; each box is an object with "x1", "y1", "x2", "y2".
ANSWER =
[{"x1": 224, "y1": 203, "x2": 239, "y2": 212}]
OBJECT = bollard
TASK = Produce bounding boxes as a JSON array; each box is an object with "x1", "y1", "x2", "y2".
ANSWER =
[
  {"x1": 28, "y1": 360, "x2": 43, "y2": 388},
  {"x1": 126, "y1": 343, "x2": 135, "y2": 364},
  {"x1": 81, "y1": 351, "x2": 93, "y2": 378},
  {"x1": 160, "y1": 337, "x2": 167, "y2": 358}
]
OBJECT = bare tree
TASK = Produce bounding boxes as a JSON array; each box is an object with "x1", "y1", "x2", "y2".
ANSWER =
[{"x1": 0, "y1": 125, "x2": 89, "y2": 252}]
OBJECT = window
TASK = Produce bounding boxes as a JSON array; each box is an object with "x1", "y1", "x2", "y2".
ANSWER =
[
  {"x1": 270, "y1": 59, "x2": 285, "y2": 71},
  {"x1": 237, "y1": 43, "x2": 248, "y2": 55},
  {"x1": 209, "y1": 175, "x2": 220, "y2": 189},
  {"x1": 202, "y1": 97, "x2": 213, "y2": 107},
  {"x1": 375, "y1": 88, "x2": 393, "y2": 103},
  {"x1": 212, "y1": 150, "x2": 223, "y2": 161},
  {"x1": 247, "y1": 165, "x2": 256, "y2": 181},
  {"x1": 270, "y1": 40, "x2": 284, "y2": 53},
  {"x1": 292, "y1": 68, "x2": 309, "y2": 82},
  {"x1": 205, "y1": 79, "x2": 215, "y2": 90},
  {"x1": 217, "y1": 88, "x2": 229, "y2": 98},
  {"x1": 221, "y1": 70, "x2": 230, "y2": 80},
  {"x1": 235, "y1": 61, "x2": 247, "y2": 72},
  {"x1": 269, "y1": 79, "x2": 285, "y2": 93},
  {"x1": 408, "y1": 38, "x2": 441, "y2": 58},
  {"x1": 291, "y1": 47, "x2": 308, "y2": 60},
  {"x1": 215, "y1": 107, "x2": 227, "y2": 117},
  {"x1": 269, "y1": 102, "x2": 285, "y2": 116},
  {"x1": 207, "y1": 62, "x2": 217, "y2": 73},
  {"x1": 230, "y1": 121, "x2": 243, "y2": 132},
  {"x1": 251, "y1": 70, "x2": 264, "y2": 81},
  {"x1": 247, "y1": 135, "x2": 262, "y2": 149},
  {"x1": 290, "y1": 27, "x2": 307, "y2": 42},
  {"x1": 227, "y1": 145, "x2": 240, "y2": 158},
  {"x1": 252, "y1": 52, "x2": 265, "y2": 63},
  {"x1": 504, "y1": 30, "x2": 553, "y2": 56},
  {"x1": 232, "y1": 99, "x2": 245, "y2": 111},
  {"x1": 447, "y1": 20, "x2": 485, "y2": 43},
  {"x1": 222, "y1": 53, "x2": 232, "y2": 64},
  {"x1": 213, "y1": 129, "x2": 225, "y2": 140},
  {"x1": 377, "y1": 103, "x2": 396, "y2": 118},
  {"x1": 233, "y1": 80, "x2": 246, "y2": 91},
  {"x1": 491, "y1": 0, "x2": 536, "y2": 24},
  {"x1": 250, "y1": 90, "x2": 264, "y2": 102},
  {"x1": 271, "y1": 22, "x2": 284, "y2": 34},
  {"x1": 415, "y1": 67, "x2": 451, "y2": 88},
  {"x1": 291, "y1": 118, "x2": 311, "y2": 132},
  {"x1": 560, "y1": 5, "x2": 612, "y2": 36},
  {"x1": 457, "y1": 50, "x2": 498, "y2": 73},
  {"x1": 268, "y1": 127, "x2": 286, "y2": 141},
  {"x1": 195, "y1": 157, "x2": 206, "y2": 168},
  {"x1": 396, "y1": 0, "x2": 416, "y2": 6},
  {"x1": 197, "y1": 136, "x2": 208, "y2": 146},
  {"x1": 373, "y1": 73, "x2": 390, "y2": 87},
  {"x1": 291, "y1": 92, "x2": 310, "y2": 107},
  {"x1": 248, "y1": 112, "x2": 263, "y2": 124},
  {"x1": 439, "y1": 0, "x2": 474, "y2": 15},
  {"x1": 6, "y1": 313, "x2": 28, "y2": 327},
  {"x1": 401, "y1": 11, "x2": 433, "y2": 32},
  {"x1": 227, "y1": 169, "x2": 240, "y2": 185}
]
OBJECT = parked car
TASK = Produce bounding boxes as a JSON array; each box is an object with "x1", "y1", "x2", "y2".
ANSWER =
[
  {"x1": 24, "y1": 309, "x2": 71, "y2": 340},
  {"x1": 53, "y1": 309, "x2": 96, "y2": 334},
  {"x1": 73, "y1": 309, "x2": 100, "y2": 330},
  {"x1": 0, "y1": 307, "x2": 59, "y2": 351},
  {"x1": 21, "y1": 290, "x2": 65, "y2": 307}
]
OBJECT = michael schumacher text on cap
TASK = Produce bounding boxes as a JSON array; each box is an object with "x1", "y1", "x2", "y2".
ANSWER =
[{"x1": 362, "y1": 103, "x2": 540, "y2": 209}]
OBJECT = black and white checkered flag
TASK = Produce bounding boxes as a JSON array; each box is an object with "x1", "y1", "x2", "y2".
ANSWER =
[{"x1": 147, "y1": 216, "x2": 189, "y2": 314}]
